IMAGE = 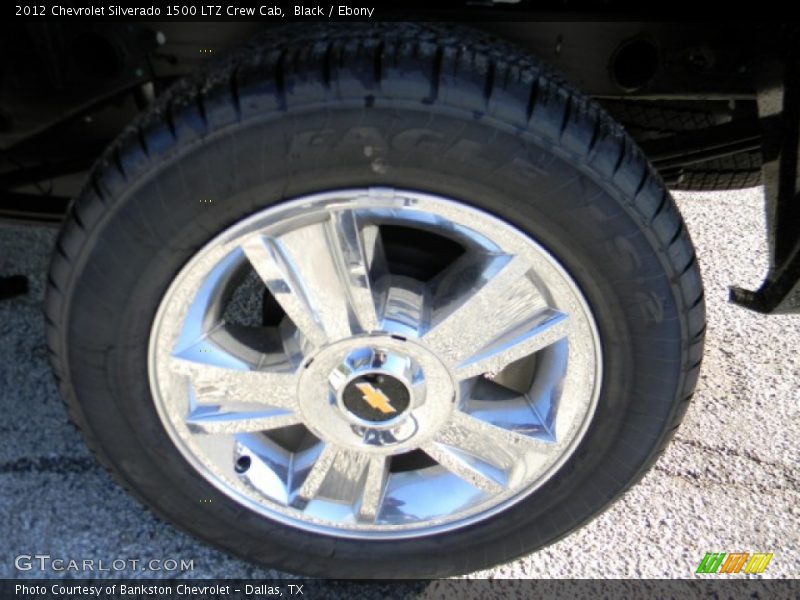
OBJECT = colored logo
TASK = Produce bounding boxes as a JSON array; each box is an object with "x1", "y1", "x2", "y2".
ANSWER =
[
  {"x1": 354, "y1": 382, "x2": 396, "y2": 414},
  {"x1": 342, "y1": 374, "x2": 410, "y2": 422},
  {"x1": 696, "y1": 552, "x2": 773, "y2": 574}
]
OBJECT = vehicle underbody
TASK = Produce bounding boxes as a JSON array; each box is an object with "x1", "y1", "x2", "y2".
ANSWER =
[{"x1": 2, "y1": 20, "x2": 798, "y2": 313}]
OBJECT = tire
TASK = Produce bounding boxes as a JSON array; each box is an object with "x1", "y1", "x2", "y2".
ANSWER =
[
  {"x1": 46, "y1": 23, "x2": 705, "y2": 578},
  {"x1": 603, "y1": 99, "x2": 762, "y2": 191}
]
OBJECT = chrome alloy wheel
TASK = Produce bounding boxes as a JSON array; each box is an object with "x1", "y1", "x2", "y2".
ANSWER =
[{"x1": 148, "y1": 188, "x2": 602, "y2": 538}]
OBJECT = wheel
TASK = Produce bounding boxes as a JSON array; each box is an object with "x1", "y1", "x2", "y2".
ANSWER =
[{"x1": 46, "y1": 23, "x2": 706, "y2": 578}]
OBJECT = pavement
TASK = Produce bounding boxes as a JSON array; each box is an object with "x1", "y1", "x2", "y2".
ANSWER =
[{"x1": 0, "y1": 187, "x2": 797, "y2": 581}]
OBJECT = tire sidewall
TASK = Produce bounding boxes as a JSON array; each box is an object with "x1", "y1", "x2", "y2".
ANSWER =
[{"x1": 66, "y1": 104, "x2": 685, "y2": 577}]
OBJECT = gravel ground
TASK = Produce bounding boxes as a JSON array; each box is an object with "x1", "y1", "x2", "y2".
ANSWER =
[{"x1": 0, "y1": 187, "x2": 797, "y2": 581}]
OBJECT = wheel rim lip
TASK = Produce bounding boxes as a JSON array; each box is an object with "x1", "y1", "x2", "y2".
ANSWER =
[{"x1": 147, "y1": 187, "x2": 604, "y2": 540}]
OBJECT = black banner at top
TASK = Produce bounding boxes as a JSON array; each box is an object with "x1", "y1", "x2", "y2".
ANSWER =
[{"x1": 6, "y1": 0, "x2": 794, "y2": 22}]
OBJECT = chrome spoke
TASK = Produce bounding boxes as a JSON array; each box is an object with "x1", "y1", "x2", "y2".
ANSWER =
[
  {"x1": 241, "y1": 234, "x2": 327, "y2": 347},
  {"x1": 290, "y1": 445, "x2": 376, "y2": 512},
  {"x1": 424, "y1": 410, "x2": 554, "y2": 491},
  {"x1": 272, "y1": 218, "x2": 355, "y2": 342},
  {"x1": 421, "y1": 441, "x2": 505, "y2": 494},
  {"x1": 186, "y1": 403, "x2": 301, "y2": 435},
  {"x1": 168, "y1": 247, "x2": 246, "y2": 364},
  {"x1": 380, "y1": 277, "x2": 429, "y2": 338},
  {"x1": 329, "y1": 211, "x2": 389, "y2": 334},
  {"x1": 447, "y1": 410, "x2": 555, "y2": 458},
  {"x1": 169, "y1": 356, "x2": 297, "y2": 409},
  {"x1": 289, "y1": 443, "x2": 339, "y2": 509},
  {"x1": 455, "y1": 308, "x2": 570, "y2": 380},
  {"x1": 462, "y1": 377, "x2": 559, "y2": 443},
  {"x1": 356, "y1": 455, "x2": 390, "y2": 522},
  {"x1": 243, "y1": 212, "x2": 388, "y2": 345},
  {"x1": 423, "y1": 255, "x2": 549, "y2": 372},
  {"x1": 316, "y1": 448, "x2": 371, "y2": 506}
]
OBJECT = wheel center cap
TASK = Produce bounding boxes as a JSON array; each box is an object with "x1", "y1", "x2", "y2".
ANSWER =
[
  {"x1": 296, "y1": 336, "x2": 457, "y2": 454},
  {"x1": 329, "y1": 347, "x2": 420, "y2": 430},
  {"x1": 342, "y1": 373, "x2": 411, "y2": 422}
]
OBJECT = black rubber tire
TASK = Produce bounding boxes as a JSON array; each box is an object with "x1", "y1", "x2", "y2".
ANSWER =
[
  {"x1": 45, "y1": 23, "x2": 706, "y2": 578},
  {"x1": 603, "y1": 99, "x2": 762, "y2": 191}
]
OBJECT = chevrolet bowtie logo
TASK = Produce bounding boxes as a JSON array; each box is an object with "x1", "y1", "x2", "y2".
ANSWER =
[{"x1": 354, "y1": 382, "x2": 396, "y2": 414}]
